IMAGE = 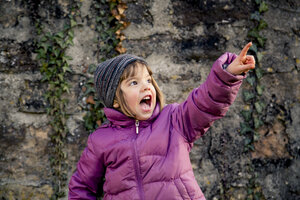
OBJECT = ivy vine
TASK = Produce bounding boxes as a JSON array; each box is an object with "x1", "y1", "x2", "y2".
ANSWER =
[
  {"x1": 240, "y1": 0, "x2": 268, "y2": 153},
  {"x1": 35, "y1": 0, "x2": 128, "y2": 198},
  {"x1": 83, "y1": 0, "x2": 128, "y2": 132},
  {"x1": 35, "y1": 1, "x2": 81, "y2": 199},
  {"x1": 240, "y1": 0, "x2": 269, "y2": 199}
]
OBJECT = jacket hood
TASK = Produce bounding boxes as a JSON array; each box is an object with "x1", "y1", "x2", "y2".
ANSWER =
[{"x1": 103, "y1": 103, "x2": 161, "y2": 127}]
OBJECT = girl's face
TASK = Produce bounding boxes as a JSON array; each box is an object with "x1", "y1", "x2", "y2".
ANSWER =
[{"x1": 118, "y1": 64, "x2": 157, "y2": 121}]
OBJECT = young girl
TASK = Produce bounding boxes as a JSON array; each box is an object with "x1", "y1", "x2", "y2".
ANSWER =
[{"x1": 69, "y1": 43, "x2": 255, "y2": 199}]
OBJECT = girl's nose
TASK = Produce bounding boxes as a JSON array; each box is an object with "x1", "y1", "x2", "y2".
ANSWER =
[
  {"x1": 143, "y1": 85, "x2": 150, "y2": 91},
  {"x1": 144, "y1": 86, "x2": 150, "y2": 91},
  {"x1": 141, "y1": 82, "x2": 150, "y2": 91}
]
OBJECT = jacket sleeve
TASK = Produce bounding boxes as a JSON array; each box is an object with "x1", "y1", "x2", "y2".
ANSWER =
[
  {"x1": 171, "y1": 52, "x2": 245, "y2": 143},
  {"x1": 68, "y1": 133, "x2": 105, "y2": 199}
]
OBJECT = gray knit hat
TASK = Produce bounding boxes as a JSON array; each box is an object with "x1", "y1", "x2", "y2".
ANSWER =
[{"x1": 94, "y1": 54, "x2": 147, "y2": 108}]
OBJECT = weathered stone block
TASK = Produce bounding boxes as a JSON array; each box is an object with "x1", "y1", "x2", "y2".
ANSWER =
[
  {"x1": 18, "y1": 80, "x2": 48, "y2": 114},
  {"x1": 0, "y1": 40, "x2": 37, "y2": 72}
]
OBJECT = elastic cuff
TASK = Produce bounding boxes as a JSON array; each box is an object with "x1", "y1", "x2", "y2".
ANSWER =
[
  {"x1": 212, "y1": 53, "x2": 246, "y2": 85},
  {"x1": 222, "y1": 63, "x2": 229, "y2": 69}
]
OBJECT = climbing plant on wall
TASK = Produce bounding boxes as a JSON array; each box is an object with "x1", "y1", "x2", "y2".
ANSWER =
[
  {"x1": 35, "y1": 1, "x2": 81, "y2": 198},
  {"x1": 240, "y1": 0, "x2": 268, "y2": 199},
  {"x1": 35, "y1": 0, "x2": 128, "y2": 197},
  {"x1": 83, "y1": 0, "x2": 129, "y2": 132},
  {"x1": 240, "y1": 0, "x2": 268, "y2": 153}
]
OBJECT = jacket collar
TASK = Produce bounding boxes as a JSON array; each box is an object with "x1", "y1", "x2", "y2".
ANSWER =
[{"x1": 103, "y1": 104, "x2": 160, "y2": 127}]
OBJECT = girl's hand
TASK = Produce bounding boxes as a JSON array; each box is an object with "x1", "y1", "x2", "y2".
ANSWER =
[{"x1": 226, "y1": 42, "x2": 256, "y2": 75}]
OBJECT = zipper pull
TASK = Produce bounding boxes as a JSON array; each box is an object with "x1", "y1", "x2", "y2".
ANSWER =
[{"x1": 135, "y1": 120, "x2": 139, "y2": 134}]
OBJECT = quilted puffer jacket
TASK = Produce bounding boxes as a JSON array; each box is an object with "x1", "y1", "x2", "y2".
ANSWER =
[{"x1": 69, "y1": 52, "x2": 245, "y2": 200}]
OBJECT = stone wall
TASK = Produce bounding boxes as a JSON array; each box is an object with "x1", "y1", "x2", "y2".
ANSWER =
[{"x1": 0, "y1": 0, "x2": 299, "y2": 199}]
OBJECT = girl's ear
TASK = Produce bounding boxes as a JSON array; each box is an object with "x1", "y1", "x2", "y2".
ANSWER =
[{"x1": 113, "y1": 100, "x2": 120, "y2": 108}]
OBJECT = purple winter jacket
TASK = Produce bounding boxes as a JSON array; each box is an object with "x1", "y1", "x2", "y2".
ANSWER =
[{"x1": 69, "y1": 53, "x2": 245, "y2": 200}]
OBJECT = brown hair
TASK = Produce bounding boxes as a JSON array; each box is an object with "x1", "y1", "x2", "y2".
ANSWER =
[{"x1": 114, "y1": 61, "x2": 164, "y2": 118}]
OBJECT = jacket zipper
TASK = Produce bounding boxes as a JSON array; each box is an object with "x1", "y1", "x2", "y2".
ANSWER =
[
  {"x1": 133, "y1": 120, "x2": 144, "y2": 199},
  {"x1": 135, "y1": 120, "x2": 139, "y2": 134}
]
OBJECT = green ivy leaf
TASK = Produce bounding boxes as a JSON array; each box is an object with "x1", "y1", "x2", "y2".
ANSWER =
[
  {"x1": 49, "y1": 59, "x2": 56, "y2": 65},
  {"x1": 256, "y1": 84, "x2": 264, "y2": 95},
  {"x1": 255, "y1": 0, "x2": 261, "y2": 4},
  {"x1": 101, "y1": 20, "x2": 108, "y2": 27},
  {"x1": 248, "y1": 144, "x2": 255, "y2": 151},
  {"x1": 241, "y1": 110, "x2": 253, "y2": 122},
  {"x1": 41, "y1": 74, "x2": 48, "y2": 82},
  {"x1": 96, "y1": 26, "x2": 101, "y2": 33},
  {"x1": 95, "y1": 100, "x2": 103, "y2": 108},
  {"x1": 250, "y1": 11, "x2": 260, "y2": 21},
  {"x1": 256, "y1": 52, "x2": 263, "y2": 62},
  {"x1": 254, "y1": 192, "x2": 263, "y2": 200},
  {"x1": 56, "y1": 60, "x2": 62, "y2": 67},
  {"x1": 257, "y1": 36, "x2": 266, "y2": 47},
  {"x1": 259, "y1": 1, "x2": 268, "y2": 13},
  {"x1": 243, "y1": 90, "x2": 255, "y2": 101},
  {"x1": 254, "y1": 116, "x2": 264, "y2": 129},
  {"x1": 63, "y1": 24, "x2": 71, "y2": 31},
  {"x1": 112, "y1": 39, "x2": 119, "y2": 46},
  {"x1": 253, "y1": 131, "x2": 260, "y2": 142},
  {"x1": 37, "y1": 48, "x2": 46, "y2": 59},
  {"x1": 41, "y1": 36, "x2": 47, "y2": 42},
  {"x1": 41, "y1": 62, "x2": 48, "y2": 71},
  {"x1": 88, "y1": 64, "x2": 97, "y2": 74},
  {"x1": 248, "y1": 188, "x2": 254, "y2": 195},
  {"x1": 84, "y1": 87, "x2": 95, "y2": 96},
  {"x1": 109, "y1": 2, "x2": 117, "y2": 10},
  {"x1": 248, "y1": 28, "x2": 260, "y2": 39},
  {"x1": 240, "y1": 122, "x2": 254, "y2": 134},
  {"x1": 245, "y1": 138, "x2": 252, "y2": 145},
  {"x1": 64, "y1": 55, "x2": 73, "y2": 60},
  {"x1": 254, "y1": 101, "x2": 265, "y2": 113},
  {"x1": 53, "y1": 48, "x2": 60, "y2": 57},
  {"x1": 246, "y1": 76, "x2": 256, "y2": 86},
  {"x1": 86, "y1": 78, "x2": 95, "y2": 85},
  {"x1": 96, "y1": 16, "x2": 102, "y2": 22},
  {"x1": 63, "y1": 65, "x2": 72, "y2": 73},
  {"x1": 62, "y1": 84, "x2": 70, "y2": 93},
  {"x1": 258, "y1": 19, "x2": 268, "y2": 30},
  {"x1": 94, "y1": 3, "x2": 101, "y2": 9},
  {"x1": 96, "y1": 109, "x2": 105, "y2": 119},
  {"x1": 108, "y1": 16, "x2": 115, "y2": 23},
  {"x1": 255, "y1": 68, "x2": 264, "y2": 79},
  {"x1": 58, "y1": 74, "x2": 64, "y2": 81},
  {"x1": 46, "y1": 32, "x2": 52, "y2": 38},
  {"x1": 70, "y1": 19, "x2": 77, "y2": 27},
  {"x1": 68, "y1": 30, "x2": 74, "y2": 38},
  {"x1": 100, "y1": 10, "x2": 105, "y2": 16},
  {"x1": 56, "y1": 31, "x2": 64, "y2": 38},
  {"x1": 41, "y1": 43, "x2": 50, "y2": 52},
  {"x1": 83, "y1": 112, "x2": 94, "y2": 131},
  {"x1": 66, "y1": 39, "x2": 74, "y2": 46},
  {"x1": 57, "y1": 40, "x2": 65, "y2": 49}
]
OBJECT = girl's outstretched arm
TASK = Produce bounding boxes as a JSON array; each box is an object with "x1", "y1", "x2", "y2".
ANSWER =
[
  {"x1": 171, "y1": 43, "x2": 255, "y2": 143},
  {"x1": 69, "y1": 134, "x2": 105, "y2": 199}
]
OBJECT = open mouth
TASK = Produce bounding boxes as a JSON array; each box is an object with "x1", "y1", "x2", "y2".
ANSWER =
[{"x1": 140, "y1": 95, "x2": 152, "y2": 111}]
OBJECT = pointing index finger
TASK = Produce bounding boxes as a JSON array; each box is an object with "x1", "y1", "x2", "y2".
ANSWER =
[{"x1": 239, "y1": 42, "x2": 252, "y2": 58}]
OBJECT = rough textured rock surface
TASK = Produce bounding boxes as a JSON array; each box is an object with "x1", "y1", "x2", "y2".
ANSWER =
[{"x1": 0, "y1": 0, "x2": 299, "y2": 199}]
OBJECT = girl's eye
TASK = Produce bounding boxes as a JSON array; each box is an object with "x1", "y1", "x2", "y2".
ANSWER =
[
  {"x1": 147, "y1": 78, "x2": 152, "y2": 83},
  {"x1": 130, "y1": 81, "x2": 137, "y2": 86}
]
